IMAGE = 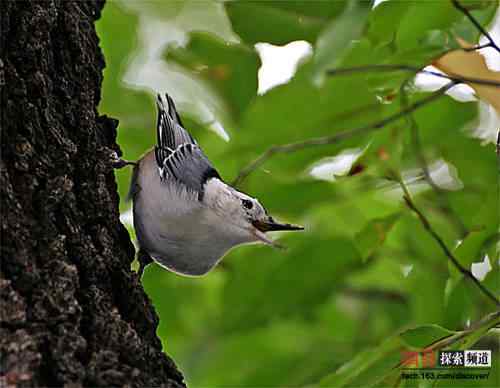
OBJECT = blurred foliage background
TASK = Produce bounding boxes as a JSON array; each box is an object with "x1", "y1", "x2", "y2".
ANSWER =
[{"x1": 97, "y1": 1, "x2": 499, "y2": 387}]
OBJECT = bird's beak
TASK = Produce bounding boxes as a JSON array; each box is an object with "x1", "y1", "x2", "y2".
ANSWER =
[
  {"x1": 252, "y1": 218, "x2": 304, "y2": 232},
  {"x1": 250, "y1": 217, "x2": 303, "y2": 249}
]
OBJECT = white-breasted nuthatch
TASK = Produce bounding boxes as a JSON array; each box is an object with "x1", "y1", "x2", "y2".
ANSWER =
[{"x1": 122, "y1": 93, "x2": 303, "y2": 277}]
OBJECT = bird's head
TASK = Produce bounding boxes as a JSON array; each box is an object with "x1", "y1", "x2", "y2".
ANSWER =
[
  {"x1": 241, "y1": 195, "x2": 303, "y2": 246},
  {"x1": 205, "y1": 180, "x2": 303, "y2": 247}
]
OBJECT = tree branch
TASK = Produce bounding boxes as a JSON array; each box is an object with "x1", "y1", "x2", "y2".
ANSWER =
[
  {"x1": 497, "y1": 130, "x2": 500, "y2": 157},
  {"x1": 398, "y1": 179, "x2": 500, "y2": 307},
  {"x1": 327, "y1": 64, "x2": 500, "y2": 88},
  {"x1": 463, "y1": 42, "x2": 494, "y2": 52},
  {"x1": 341, "y1": 286, "x2": 408, "y2": 305},
  {"x1": 452, "y1": 0, "x2": 500, "y2": 53},
  {"x1": 390, "y1": 309, "x2": 500, "y2": 387},
  {"x1": 400, "y1": 81, "x2": 468, "y2": 237},
  {"x1": 426, "y1": 310, "x2": 500, "y2": 352},
  {"x1": 232, "y1": 82, "x2": 456, "y2": 187}
]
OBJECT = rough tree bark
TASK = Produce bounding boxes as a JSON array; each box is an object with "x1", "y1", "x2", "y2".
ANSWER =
[{"x1": 0, "y1": 1, "x2": 185, "y2": 387}]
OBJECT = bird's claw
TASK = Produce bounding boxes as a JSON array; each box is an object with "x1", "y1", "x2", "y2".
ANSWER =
[
  {"x1": 110, "y1": 151, "x2": 137, "y2": 169},
  {"x1": 137, "y1": 249, "x2": 153, "y2": 279}
]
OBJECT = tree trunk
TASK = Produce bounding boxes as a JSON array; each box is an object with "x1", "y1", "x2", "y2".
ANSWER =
[{"x1": 0, "y1": 1, "x2": 185, "y2": 386}]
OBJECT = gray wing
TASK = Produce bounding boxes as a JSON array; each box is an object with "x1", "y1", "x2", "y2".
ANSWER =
[
  {"x1": 162, "y1": 143, "x2": 221, "y2": 200},
  {"x1": 154, "y1": 93, "x2": 196, "y2": 168},
  {"x1": 154, "y1": 93, "x2": 221, "y2": 199}
]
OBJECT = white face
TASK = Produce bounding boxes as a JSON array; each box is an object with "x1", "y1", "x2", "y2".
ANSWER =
[
  {"x1": 236, "y1": 192, "x2": 267, "y2": 223},
  {"x1": 204, "y1": 179, "x2": 302, "y2": 247},
  {"x1": 203, "y1": 180, "x2": 276, "y2": 245},
  {"x1": 228, "y1": 190, "x2": 283, "y2": 246}
]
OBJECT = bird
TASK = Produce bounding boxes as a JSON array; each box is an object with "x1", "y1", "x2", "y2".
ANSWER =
[{"x1": 125, "y1": 93, "x2": 303, "y2": 277}]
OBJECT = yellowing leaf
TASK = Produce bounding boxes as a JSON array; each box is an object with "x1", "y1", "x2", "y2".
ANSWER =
[{"x1": 434, "y1": 39, "x2": 500, "y2": 113}]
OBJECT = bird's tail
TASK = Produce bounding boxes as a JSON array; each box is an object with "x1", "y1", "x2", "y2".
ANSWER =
[
  {"x1": 154, "y1": 93, "x2": 196, "y2": 171},
  {"x1": 156, "y1": 93, "x2": 184, "y2": 128}
]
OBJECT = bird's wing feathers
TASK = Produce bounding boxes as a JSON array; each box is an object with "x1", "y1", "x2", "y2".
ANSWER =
[
  {"x1": 162, "y1": 143, "x2": 220, "y2": 197},
  {"x1": 154, "y1": 93, "x2": 196, "y2": 168},
  {"x1": 154, "y1": 93, "x2": 221, "y2": 199},
  {"x1": 165, "y1": 93, "x2": 185, "y2": 128}
]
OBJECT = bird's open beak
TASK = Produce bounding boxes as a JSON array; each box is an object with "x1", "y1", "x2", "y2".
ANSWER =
[
  {"x1": 252, "y1": 218, "x2": 304, "y2": 232},
  {"x1": 250, "y1": 218, "x2": 303, "y2": 249}
]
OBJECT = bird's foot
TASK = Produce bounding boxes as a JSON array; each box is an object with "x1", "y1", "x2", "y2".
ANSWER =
[
  {"x1": 110, "y1": 151, "x2": 137, "y2": 169},
  {"x1": 137, "y1": 249, "x2": 153, "y2": 279}
]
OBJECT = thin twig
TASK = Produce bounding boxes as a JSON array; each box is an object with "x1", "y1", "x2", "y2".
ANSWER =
[
  {"x1": 390, "y1": 310, "x2": 499, "y2": 388},
  {"x1": 400, "y1": 81, "x2": 468, "y2": 237},
  {"x1": 327, "y1": 64, "x2": 500, "y2": 88},
  {"x1": 399, "y1": 180, "x2": 500, "y2": 307},
  {"x1": 497, "y1": 130, "x2": 500, "y2": 157},
  {"x1": 426, "y1": 310, "x2": 500, "y2": 352},
  {"x1": 452, "y1": 0, "x2": 500, "y2": 53},
  {"x1": 232, "y1": 82, "x2": 456, "y2": 187},
  {"x1": 341, "y1": 286, "x2": 407, "y2": 304},
  {"x1": 233, "y1": 63, "x2": 500, "y2": 185},
  {"x1": 463, "y1": 42, "x2": 493, "y2": 51},
  {"x1": 497, "y1": 131, "x2": 500, "y2": 268},
  {"x1": 400, "y1": 81, "x2": 438, "y2": 191},
  {"x1": 372, "y1": 310, "x2": 500, "y2": 388}
]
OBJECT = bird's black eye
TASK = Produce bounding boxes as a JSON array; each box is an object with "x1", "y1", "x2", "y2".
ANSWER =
[{"x1": 242, "y1": 199, "x2": 253, "y2": 210}]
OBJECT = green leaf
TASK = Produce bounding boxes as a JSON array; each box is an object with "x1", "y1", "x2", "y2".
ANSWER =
[
  {"x1": 187, "y1": 319, "x2": 327, "y2": 387},
  {"x1": 319, "y1": 315, "x2": 499, "y2": 387},
  {"x1": 454, "y1": 229, "x2": 491, "y2": 275},
  {"x1": 220, "y1": 236, "x2": 361, "y2": 332},
  {"x1": 225, "y1": 0, "x2": 347, "y2": 45},
  {"x1": 367, "y1": 1, "x2": 411, "y2": 46},
  {"x1": 448, "y1": 312, "x2": 500, "y2": 350},
  {"x1": 443, "y1": 276, "x2": 478, "y2": 330},
  {"x1": 400, "y1": 325, "x2": 454, "y2": 350},
  {"x1": 355, "y1": 213, "x2": 400, "y2": 261},
  {"x1": 227, "y1": 58, "x2": 383, "y2": 180},
  {"x1": 395, "y1": 2, "x2": 462, "y2": 50},
  {"x1": 314, "y1": 0, "x2": 371, "y2": 76},
  {"x1": 409, "y1": 262, "x2": 447, "y2": 326},
  {"x1": 366, "y1": 0, "x2": 499, "y2": 72},
  {"x1": 142, "y1": 264, "x2": 226, "y2": 352},
  {"x1": 165, "y1": 32, "x2": 260, "y2": 120},
  {"x1": 121, "y1": 0, "x2": 186, "y2": 20},
  {"x1": 96, "y1": 2, "x2": 153, "y2": 131},
  {"x1": 451, "y1": 0, "x2": 500, "y2": 43},
  {"x1": 319, "y1": 335, "x2": 403, "y2": 388},
  {"x1": 483, "y1": 242, "x2": 500, "y2": 296}
]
